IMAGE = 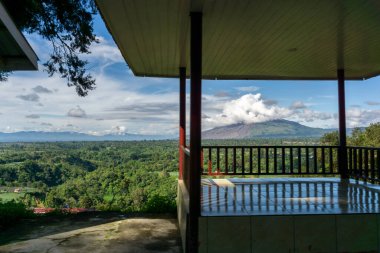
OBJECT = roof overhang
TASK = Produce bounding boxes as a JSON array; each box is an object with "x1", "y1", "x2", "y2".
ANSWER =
[
  {"x1": 0, "y1": 2, "x2": 38, "y2": 71},
  {"x1": 97, "y1": 0, "x2": 380, "y2": 80}
]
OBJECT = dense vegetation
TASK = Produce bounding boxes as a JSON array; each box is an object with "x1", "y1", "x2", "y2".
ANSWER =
[
  {"x1": 0, "y1": 141, "x2": 178, "y2": 213},
  {"x1": 320, "y1": 123, "x2": 380, "y2": 147}
]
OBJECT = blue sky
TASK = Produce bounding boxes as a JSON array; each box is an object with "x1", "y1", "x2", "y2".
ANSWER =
[{"x1": 0, "y1": 15, "x2": 380, "y2": 135}]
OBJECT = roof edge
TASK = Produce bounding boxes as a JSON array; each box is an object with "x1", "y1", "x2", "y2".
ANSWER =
[{"x1": 0, "y1": 2, "x2": 38, "y2": 70}]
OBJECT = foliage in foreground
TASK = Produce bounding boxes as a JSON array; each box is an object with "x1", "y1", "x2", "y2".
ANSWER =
[{"x1": 0, "y1": 200, "x2": 34, "y2": 228}]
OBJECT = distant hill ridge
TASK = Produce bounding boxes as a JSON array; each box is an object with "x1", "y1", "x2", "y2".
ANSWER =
[
  {"x1": 0, "y1": 120, "x2": 358, "y2": 142},
  {"x1": 0, "y1": 131, "x2": 173, "y2": 142},
  {"x1": 202, "y1": 119, "x2": 336, "y2": 139}
]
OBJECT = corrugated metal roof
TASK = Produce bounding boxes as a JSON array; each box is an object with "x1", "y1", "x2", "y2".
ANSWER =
[{"x1": 97, "y1": 0, "x2": 380, "y2": 80}]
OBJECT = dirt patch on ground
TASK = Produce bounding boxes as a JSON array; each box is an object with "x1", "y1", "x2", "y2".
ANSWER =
[{"x1": 0, "y1": 213, "x2": 182, "y2": 253}]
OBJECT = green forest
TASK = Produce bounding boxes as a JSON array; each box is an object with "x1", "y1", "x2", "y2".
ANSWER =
[
  {"x1": 0, "y1": 141, "x2": 178, "y2": 214},
  {"x1": 1, "y1": 123, "x2": 380, "y2": 227}
]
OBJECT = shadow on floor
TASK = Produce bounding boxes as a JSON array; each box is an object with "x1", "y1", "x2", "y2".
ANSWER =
[{"x1": 0, "y1": 212, "x2": 182, "y2": 253}]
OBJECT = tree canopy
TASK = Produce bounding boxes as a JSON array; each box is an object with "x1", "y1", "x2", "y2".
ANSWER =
[
  {"x1": 1, "y1": 0, "x2": 98, "y2": 96},
  {"x1": 320, "y1": 123, "x2": 380, "y2": 147}
]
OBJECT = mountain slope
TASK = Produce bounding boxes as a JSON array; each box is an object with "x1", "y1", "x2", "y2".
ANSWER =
[{"x1": 202, "y1": 119, "x2": 334, "y2": 139}]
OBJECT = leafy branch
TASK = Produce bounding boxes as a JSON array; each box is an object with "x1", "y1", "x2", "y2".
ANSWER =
[{"x1": 1, "y1": 0, "x2": 99, "y2": 96}]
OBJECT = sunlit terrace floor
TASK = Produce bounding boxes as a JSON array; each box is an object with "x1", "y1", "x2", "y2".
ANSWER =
[
  {"x1": 201, "y1": 177, "x2": 380, "y2": 216},
  {"x1": 0, "y1": 213, "x2": 181, "y2": 253}
]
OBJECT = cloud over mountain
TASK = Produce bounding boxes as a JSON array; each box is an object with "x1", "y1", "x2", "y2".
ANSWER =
[{"x1": 205, "y1": 93, "x2": 292, "y2": 127}]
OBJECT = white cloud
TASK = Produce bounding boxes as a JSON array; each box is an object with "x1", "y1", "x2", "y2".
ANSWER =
[
  {"x1": 87, "y1": 36, "x2": 124, "y2": 63},
  {"x1": 366, "y1": 101, "x2": 380, "y2": 106},
  {"x1": 296, "y1": 109, "x2": 333, "y2": 122},
  {"x1": 26, "y1": 114, "x2": 40, "y2": 119},
  {"x1": 17, "y1": 93, "x2": 40, "y2": 102},
  {"x1": 32, "y1": 85, "x2": 53, "y2": 94},
  {"x1": 346, "y1": 108, "x2": 380, "y2": 127},
  {"x1": 235, "y1": 86, "x2": 260, "y2": 93},
  {"x1": 67, "y1": 106, "x2": 87, "y2": 118},
  {"x1": 83, "y1": 36, "x2": 125, "y2": 74},
  {"x1": 202, "y1": 94, "x2": 340, "y2": 130},
  {"x1": 0, "y1": 65, "x2": 181, "y2": 135},
  {"x1": 214, "y1": 91, "x2": 230, "y2": 98},
  {"x1": 109, "y1": 125, "x2": 127, "y2": 135},
  {"x1": 263, "y1": 99, "x2": 278, "y2": 106},
  {"x1": 204, "y1": 93, "x2": 292, "y2": 128},
  {"x1": 290, "y1": 101, "x2": 307, "y2": 110}
]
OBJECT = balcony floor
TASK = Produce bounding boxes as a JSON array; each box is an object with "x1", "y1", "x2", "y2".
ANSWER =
[{"x1": 201, "y1": 177, "x2": 380, "y2": 216}]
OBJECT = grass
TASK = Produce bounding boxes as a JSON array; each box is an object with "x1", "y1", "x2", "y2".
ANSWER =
[
  {"x1": 0, "y1": 193, "x2": 25, "y2": 201},
  {"x1": 0, "y1": 187, "x2": 38, "y2": 202}
]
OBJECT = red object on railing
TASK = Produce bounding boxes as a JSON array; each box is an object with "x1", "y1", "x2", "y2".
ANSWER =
[
  {"x1": 33, "y1": 208, "x2": 54, "y2": 214},
  {"x1": 33, "y1": 207, "x2": 95, "y2": 214}
]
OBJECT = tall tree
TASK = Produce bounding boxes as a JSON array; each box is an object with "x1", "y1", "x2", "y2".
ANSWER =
[
  {"x1": 1, "y1": 0, "x2": 98, "y2": 96},
  {"x1": 320, "y1": 131, "x2": 339, "y2": 146}
]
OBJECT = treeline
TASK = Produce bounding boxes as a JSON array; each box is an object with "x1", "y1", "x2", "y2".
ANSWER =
[
  {"x1": 0, "y1": 141, "x2": 178, "y2": 187},
  {"x1": 321, "y1": 123, "x2": 380, "y2": 147},
  {"x1": 45, "y1": 167, "x2": 176, "y2": 212}
]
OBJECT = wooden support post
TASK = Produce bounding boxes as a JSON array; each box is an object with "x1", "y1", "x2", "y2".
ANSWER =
[
  {"x1": 338, "y1": 69, "x2": 348, "y2": 179},
  {"x1": 188, "y1": 11, "x2": 202, "y2": 253},
  {"x1": 179, "y1": 67, "x2": 186, "y2": 179}
]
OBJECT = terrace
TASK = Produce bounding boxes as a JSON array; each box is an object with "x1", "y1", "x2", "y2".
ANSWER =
[
  {"x1": 178, "y1": 145, "x2": 380, "y2": 252},
  {"x1": 96, "y1": 1, "x2": 380, "y2": 252}
]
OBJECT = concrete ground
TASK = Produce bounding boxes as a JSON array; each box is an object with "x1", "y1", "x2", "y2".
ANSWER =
[{"x1": 0, "y1": 213, "x2": 182, "y2": 253}]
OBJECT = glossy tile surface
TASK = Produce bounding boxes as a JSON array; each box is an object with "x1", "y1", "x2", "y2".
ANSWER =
[{"x1": 201, "y1": 177, "x2": 380, "y2": 216}]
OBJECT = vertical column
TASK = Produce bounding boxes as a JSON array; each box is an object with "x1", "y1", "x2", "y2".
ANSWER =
[
  {"x1": 179, "y1": 67, "x2": 186, "y2": 179},
  {"x1": 189, "y1": 12, "x2": 202, "y2": 253},
  {"x1": 338, "y1": 69, "x2": 348, "y2": 179}
]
